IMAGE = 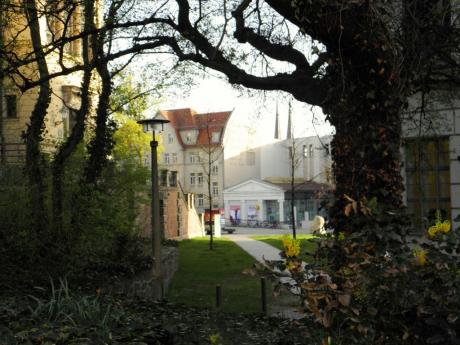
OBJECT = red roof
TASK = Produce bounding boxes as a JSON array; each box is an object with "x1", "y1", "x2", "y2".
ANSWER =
[{"x1": 158, "y1": 108, "x2": 232, "y2": 147}]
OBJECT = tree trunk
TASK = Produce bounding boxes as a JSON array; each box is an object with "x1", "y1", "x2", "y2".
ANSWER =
[
  {"x1": 290, "y1": 167, "x2": 296, "y2": 239},
  {"x1": 52, "y1": 69, "x2": 91, "y2": 234},
  {"x1": 52, "y1": 4, "x2": 93, "y2": 235},
  {"x1": 325, "y1": 32, "x2": 405, "y2": 234},
  {"x1": 24, "y1": 0, "x2": 52, "y2": 235},
  {"x1": 84, "y1": 59, "x2": 112, "y2": 185},
  {"x1": 0, "y1": 1, "x2": 5, "y2": 164},
  {"x1": 84, "y1": 1, "x2": 113, "y2": 186}
]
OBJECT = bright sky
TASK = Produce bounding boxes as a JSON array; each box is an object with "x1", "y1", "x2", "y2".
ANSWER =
[{"x1": 160, "y1": 77, "x2": 335, "y2": 156}]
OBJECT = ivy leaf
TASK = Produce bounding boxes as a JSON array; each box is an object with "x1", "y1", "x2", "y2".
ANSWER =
[{"x1": 337, "y1": 293, "x2": 351, "y2": 306}]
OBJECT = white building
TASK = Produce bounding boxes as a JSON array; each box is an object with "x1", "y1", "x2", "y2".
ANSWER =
[{"x1": 223, "y1": 135, "x2": 334, "y2": 227}]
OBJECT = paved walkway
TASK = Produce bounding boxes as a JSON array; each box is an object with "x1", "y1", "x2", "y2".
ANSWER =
[
  {"x1": 226, "y1": 233, "x2": 306, "y2": 319},
  {"x1": 228, "y1": 234, "x2": 284, "y2": 262}
]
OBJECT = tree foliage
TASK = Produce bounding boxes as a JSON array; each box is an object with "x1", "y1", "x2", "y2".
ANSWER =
[{"x1": 114, "y1": 0, "x2": 459, "y2": 234}]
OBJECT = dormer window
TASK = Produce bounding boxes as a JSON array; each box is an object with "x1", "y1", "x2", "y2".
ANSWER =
[
  {"x1": 186, "y1": 133, "x2": 192, "y2": 143},
  {"x1": 211, "y1": 131, "x2": 220, "y2": 143}
]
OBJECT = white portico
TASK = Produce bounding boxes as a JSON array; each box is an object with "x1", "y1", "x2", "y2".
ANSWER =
[{"x1": 223, "y1": 179, "x2": 286, "y2": 225}]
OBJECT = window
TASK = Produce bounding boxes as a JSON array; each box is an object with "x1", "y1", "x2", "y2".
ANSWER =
[
  {"x1": 62, "y1": 108, "x2": 77, "y2": 137},
  {"x1": 189, "y1": 152, "x2": 200, "y2": 164},
  {"x1": 405, "y1": 138, "x2": 451, "y2": 229},
  {"x1": 303, "y1": 145, "x2": 308, "y2": 158},
  {"x1": 172, "y1": 153, "x2": 178, "y2": 164},
  {"x1": 164, "y1": 153, "x2": 170, "y2": 164},
  {"x1": 246, "y1": 151, "x2": 255, "y2": 165},
  {"x1": 309, "y1": 144, "x2": 314, "y2": 157},
  {"x1": 168, "y1": 133, "x2": 174, "y2": 144},
  {"x1": 186, "y1": 133, "x2": 192, "y2": 143},
  {"x1": 197, "y1": 194, "x2": 204, "y2": 207},
  {"x1": 190, "y1": 173, "x2": 196, "y2": 185},
  {"x1": 160, "y1": 170, "x2": 168, "y2": 186},
  {"x1": 212, "y1": 182, "x2": 219, "y2": 196},
  {"x1": 211, "y1": 165, "x2": 218, "y2": 175},
  {"x1": 3, "y1": 95, "x2": 17, "y2": 118},
  {"x1": 211, "y1": 131, "x2": 220, "y2": 143},
  {"x1": 169, "y1": 171, "x2": 178, "y2": 187},
  {"x1": 197, "y1": 172, "x2": 203, "y2": 185}
]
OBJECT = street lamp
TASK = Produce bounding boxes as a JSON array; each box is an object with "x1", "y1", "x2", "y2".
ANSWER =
[{"x1": 137, "y1": 116, "x2": 170, "y2": 278}]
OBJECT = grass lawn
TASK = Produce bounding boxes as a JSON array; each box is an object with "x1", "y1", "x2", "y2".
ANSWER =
[
  {"x1": 250, "y1": 234, "x2": 318, "y2": 262},
  {"x1": 167, "y1": 237, "x2": 269, "y2": 314}
]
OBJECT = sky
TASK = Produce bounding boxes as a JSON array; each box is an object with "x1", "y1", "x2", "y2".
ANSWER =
[{"x1": 159, "y1": 77, "x2": 335, "y2": 156}]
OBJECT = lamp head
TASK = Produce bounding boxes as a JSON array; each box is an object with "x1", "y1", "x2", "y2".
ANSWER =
[{"x1": 137, "y1": 117, "x2": 170, "y2": 133}]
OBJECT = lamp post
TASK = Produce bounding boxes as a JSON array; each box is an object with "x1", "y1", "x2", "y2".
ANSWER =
[{"x1": 137, "y1": 116, "x2": 170, "y2": 277}]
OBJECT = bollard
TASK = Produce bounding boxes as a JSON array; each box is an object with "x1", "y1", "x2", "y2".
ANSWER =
[
  {"x1": 260, "y1": 277, "x2": 267, "y2": 314},
  {"x1": 216, "y1": 285, "x2": 222, "y2": 309}
]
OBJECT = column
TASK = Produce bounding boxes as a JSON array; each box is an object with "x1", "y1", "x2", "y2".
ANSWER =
[
  {"x1": 278, "y1": 199, "x2": 284, "y2": 222},
  {"x1": 214, "y1": 214, "x2": 222, "y2": 238},
  {"x1": 241, "y1": 200, "x2": 246, "y2": 224},
  {"x1": 224, "y1": 202, "x2": 231, "y2": 226},
  {"x1": 258, "y1": 199, "x2": 264, "y2": 221}
]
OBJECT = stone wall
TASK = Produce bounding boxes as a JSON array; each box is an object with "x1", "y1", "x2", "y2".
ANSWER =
[
  {"x1": 139, "y1": 189, "x2": 204, "y2": 240},
  {"x1": 112, "y1": 246, "x2": 178, "y2": 300}
]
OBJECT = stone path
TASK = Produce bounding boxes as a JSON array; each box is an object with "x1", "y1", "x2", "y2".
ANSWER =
[
  {"x1": 227, "y1": 234, "x2": 306, "y2": 319},
  {"x1": 228, "y1": 234, "x2": 284, "y2": 262}
]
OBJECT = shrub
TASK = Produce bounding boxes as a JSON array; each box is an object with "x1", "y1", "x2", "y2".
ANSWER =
[{"x1": 272, "y1": 207, "x2": 460, "y2": 345}]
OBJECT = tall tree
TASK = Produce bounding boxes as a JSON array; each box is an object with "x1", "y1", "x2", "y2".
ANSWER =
[
  {"x1": 52, "y1": 0, "x2": 94, "y2": 234},
  {"x1": 23, "y1": 0, "x2": 52, "y2": 235},
  {"x1": 197, "y1": 113, "x2": 225, "y2": 250},
  {"x1": 130, "y1": 0, "x2": 459, "y2": 234}
]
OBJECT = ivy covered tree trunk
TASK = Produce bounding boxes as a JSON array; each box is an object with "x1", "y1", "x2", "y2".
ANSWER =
[
  {"x1": 52, "y1": 1, "x2": 93, "y2": 235},
  {"x1": 322, "y1": 14, "x2": 406, "y2": 234},
  {"x1": 24, "y1": 0, "x2": 51, "y2": 235},
  {"x1": 84, "y1": 58, "x2": 113, "y2": 185},
  {"x1": 52, "y1": 69, "x2": 91, "y2": 235}
]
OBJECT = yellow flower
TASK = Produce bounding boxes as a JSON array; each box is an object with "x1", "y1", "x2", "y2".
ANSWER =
[
  {"x1": 413, "y1": 248, "x2": 427, "y2": 266},
  {"x1": 209, "y1": 333, "x2": 221, "y2": 345},
  {"x1": 427, "y1": 220, "x2": 451, "y2": 238},
  {"x1": 440, "y1": 221, "x2": 451, "y2": 234},
  {"x1": 428, "y1": 225, "x2": 438, "y2": 238},
  {"x1": 286, "y1": 261, "x2": 296, "y2": 271},
  {"x1": 282, "y1": 236, "x2": 301, "y2": 258}
]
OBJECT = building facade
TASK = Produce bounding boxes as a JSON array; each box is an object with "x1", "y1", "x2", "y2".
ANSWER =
[
  {"x1": 0, "y1": 1, "x2": 100, "y2": 162},
  {"x1": 223, "y1": 135, "x2": 334, "y2": 227},
  {"x1": 401, "y1": 93, "x2": 460, "y2": 231},
  {"x1": 151, "y1": 108, "x2": 232, "y2": 215}
]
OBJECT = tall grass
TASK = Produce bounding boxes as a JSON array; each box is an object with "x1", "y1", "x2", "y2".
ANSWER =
[{"x1": 29, "y1": 279, "x2": 118, "y2": 330}]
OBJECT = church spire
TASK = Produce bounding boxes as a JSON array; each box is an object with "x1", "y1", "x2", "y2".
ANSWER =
[
  {"x1": 286, "y1": 100, "x2": 292, "y2": 140},
  {"x1": 274, "y1": 101, "x2": 280, "y2": 139}
]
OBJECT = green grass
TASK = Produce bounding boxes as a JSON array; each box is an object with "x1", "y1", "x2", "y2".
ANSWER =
[
  {"x1": 167, "y1": 237, "x2": 267, "y2": 314},
  {"x1": 250, "y1": 234, "x2": 318, "y2": 262}
]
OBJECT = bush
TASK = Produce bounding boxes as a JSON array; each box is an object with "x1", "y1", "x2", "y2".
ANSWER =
[
  {"x1": 0, "y1": 151, "x2": 152, "y2": 290},
  {"x1": 272, "y1": 207, "x2": 460, "y2": 345}
]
